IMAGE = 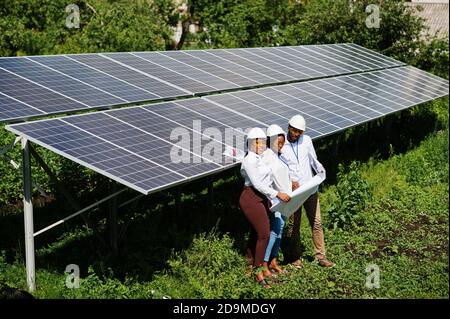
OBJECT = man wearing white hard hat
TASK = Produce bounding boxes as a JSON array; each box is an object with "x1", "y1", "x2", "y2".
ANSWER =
[
  {"x1": 280, "y1": 115, "x2": 335, "y2": 268},
  {"x1": 260, "y1": 124, "x2": 291, "y2": 277},
  {"x1": 239, "y1": 127, "x2": 291, "y2": 288}
]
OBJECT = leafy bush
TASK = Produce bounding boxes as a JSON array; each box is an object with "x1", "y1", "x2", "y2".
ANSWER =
[
  {"x1": 327, "y1": 161, "x2": 372, "y2": 230},
  {"x1": 149, "y1": 231, "x2": 257, "y2": 298},
  {"x1": 0, "y1": 0, "x2": 172, "y2": 56}
]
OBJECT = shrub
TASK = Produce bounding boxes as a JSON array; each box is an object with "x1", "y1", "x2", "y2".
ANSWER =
[
  {"x1": 327, "y1": 161, "x2": 372, "y2": 230},
  {"x1": 149, "y1": 231, "x2": 257, "y2": 298}
]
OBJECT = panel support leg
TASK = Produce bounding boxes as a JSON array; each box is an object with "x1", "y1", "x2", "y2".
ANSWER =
[{"x1": 22, "y1": 138, "x2": 36, "y2": 292}]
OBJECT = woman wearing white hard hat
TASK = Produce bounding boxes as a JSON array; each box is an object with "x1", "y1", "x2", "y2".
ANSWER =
[
  {"x1": 280, "y1": 115, "x2": 335, "y2": 268},
  {"x1": 239, "y1": 127, "x2": 291, "y2": 288},
  {"x1": 260, "y1": 124, "x2": 290, "y2": 277}
]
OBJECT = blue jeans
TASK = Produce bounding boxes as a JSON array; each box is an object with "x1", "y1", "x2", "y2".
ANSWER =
[{"x1": 264, "y1": 211, "x2": 286, "y2": 262}]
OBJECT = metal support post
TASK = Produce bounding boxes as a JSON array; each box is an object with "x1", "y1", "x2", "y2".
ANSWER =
[{"x1": 22, "y1": 138, "x2": 36, "y2": 292}]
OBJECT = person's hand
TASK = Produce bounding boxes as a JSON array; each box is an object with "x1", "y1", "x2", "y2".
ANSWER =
[
  {"x1": 277, "y1": 192, "x2": 291, "y2": 202},
  {"x1": 292, "y1": 181, "x2": 300, "y2": 191}
]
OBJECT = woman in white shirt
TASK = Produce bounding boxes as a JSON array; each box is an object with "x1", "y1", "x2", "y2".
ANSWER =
[
  {"x1": 239, "y1": 127, "x2": 291, "y2": 288},
  {"x1": 261, "y1": 124, "x2": 290, "y2": 277}
]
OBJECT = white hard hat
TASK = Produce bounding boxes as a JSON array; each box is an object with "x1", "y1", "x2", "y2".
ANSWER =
[
  {"x1": 289, "y1": 115, "x2": 306, "y2": 131},
  {"x1": 246, "y1": 127, "x2": 266, "y2": 140},
  {"x1": 266, "y1": 124, "x2": 285, "y2": 137}
]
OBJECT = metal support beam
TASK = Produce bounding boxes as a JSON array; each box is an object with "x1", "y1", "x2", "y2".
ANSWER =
[
  {"x1": 33, "y1": 188, "x2": 127, "y2": 237},
  {"x1": 22, "y1": 138, "x2": 36, "y2": 292},
  {"x1": 29, "y1": 145, "x2": 108, "y2": 248}
]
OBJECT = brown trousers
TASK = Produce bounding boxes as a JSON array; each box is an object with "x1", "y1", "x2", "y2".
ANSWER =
[
  {"x1": 239, "y1": 186, "x2": 270, "y2": 267},
  {"x1": 292, "y1": 192, "x2": 326, "y2": 259}
]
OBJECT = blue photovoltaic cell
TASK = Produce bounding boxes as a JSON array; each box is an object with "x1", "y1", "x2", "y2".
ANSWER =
[
  {"x1": 230, "y1": 49, "x2": 298, "y2": 81},
  {"x1": 0, "y1": 58, "x2": 123, "y2": 106},
  {"x1": 105, "y1": 104, "x2": 230, "y2": 165},
  {"x1": 143, "y1": 101, "x2": 248, "y2": 153},
  {"x1": 206, "y1": 49, "x2": 287, "y2": 82},
  {"x1": 245, "y1": 47, "x2": 324, "y2": 79},
  {"x1": 186, "y1": 50, "x2": 276, "y2": 85},
  {"x1": 323, "y1": 45, "x2": 385, "y2": 70},
  {"x1": 105, "y1": 52, "x2": 215, "y2": 94},
  {"x1": 175, "y1": 98, "x2": 263, "y2": 130},
  {"x1": 339, "y1": 43, "x2": 404, "y2": 67},
  {"x1": 284, "y1": 46, "x2": 351, "y2": 74},
  {"x1": 230, "y1": 89, "x2": 339, "y2": 136},
  {"x1": 137, "y1": 52, "x2": 240, "y2": 91},
  {"x1": 28, "y1": 55, "x2": 160, "y2": 102},
  {"x1": 69, "y1": 54, "x2": 189, "y2": 98},
  {"x1": 0, "y1": 93, "x2": 45, "y2": 122},
  {"x1": 0, "y1": 68, "x2": 86, "y2": 115},
  {"x1": 63, "y1": 111, "x2": 222, "y2": 177},
  {"x1": 160, "y1": 50, "x2": 257, "y2": 87},
  {"x1": 302, "y1": 45, "x2": 365, "y2": 72}
]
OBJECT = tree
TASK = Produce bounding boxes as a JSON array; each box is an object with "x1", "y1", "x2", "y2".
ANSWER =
[{"x1": 0, "y1": 0, "x2": 173, "y2": 56}]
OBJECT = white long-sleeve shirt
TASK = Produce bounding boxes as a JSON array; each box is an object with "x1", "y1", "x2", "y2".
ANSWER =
[
  {"x1": 261, "y1": 148, "x2": 291, "y2": 194},
  {"x1": 240, "y1": 150, "x2": 278, "y2": 199},
  {"x1": 280, "y1": 134, "x2": 318, "y2": 185}
]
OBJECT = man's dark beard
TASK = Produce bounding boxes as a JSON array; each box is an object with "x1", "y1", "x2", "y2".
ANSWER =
[{"x1": 287, "y1": 133, "x2": 298, "y2": 143}]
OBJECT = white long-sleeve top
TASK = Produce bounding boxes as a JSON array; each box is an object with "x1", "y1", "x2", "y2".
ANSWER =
[
  {"x1": 261, "y1": 148, "x2": 291, "y2": 194},
  {"x1": 280, "y1": 134, "x2": 318, "y2": 185},
  {"x1": 240, "y1": 150, "x2": 278, "y2": 199}
]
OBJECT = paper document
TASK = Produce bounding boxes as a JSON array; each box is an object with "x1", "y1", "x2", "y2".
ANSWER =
[{"x1": 270, "y1": 171, "x2": 326, "y2": 217}]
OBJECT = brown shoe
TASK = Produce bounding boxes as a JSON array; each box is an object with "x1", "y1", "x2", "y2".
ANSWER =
[{"x1": 318, "y1": 258, "x2": 336, "y2": 268}]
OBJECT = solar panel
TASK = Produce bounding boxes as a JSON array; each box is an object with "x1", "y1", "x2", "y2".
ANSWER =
[
  {"x1": 302, "y1": 45, "x2": 369, "y2": 71},
  {"x1": 136, "y1": 52, "x2": 241, "y2": 91},
  {"x1": 6, "y1": 100, "x2": 235, "y2": 194},
  {"x1": 67, "y1": 54, "x2": 190, "y2": 98},
  {"x1": 0, "y1": 58, "x2": 124, "y2": 106},
  {"x1": 243, "y1": 47, "x2": 324, "y2": 79},
  {"x1": 184, "y1": 50, "x2": 276, "y2": 85},
  {"x1": 103, "y1": 52, "x2": 215, "y2": 94},
  {"x1": 204, "y1": 66, "x2": 448, "y2": 140},
  {"x1": 338, "y1": 43, "x2": 405, "y2": 67},
  {"x1": 7, "y1": 66, "x2": 448, "y2": 195},
  {"x1": 28, "y1": 55, "x2": 160, "y2": 102},
  {"x1": 0, "y1": 68, "x2": 87, "y2": 116},
  {"x1": 1, "y1": 44, "x2": 407, "y2": 124},
  {"x1": 162, "y1": 51, "x2": 259, "y2": 87}
]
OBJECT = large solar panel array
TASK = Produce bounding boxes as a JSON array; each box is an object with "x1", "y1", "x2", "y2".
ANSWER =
[
  {"x1": 0, "y1": 43, "x2": 405, "y2": 123},
  {"x1": 7, "y1": 65, "x2": 448, "y2": 195}
]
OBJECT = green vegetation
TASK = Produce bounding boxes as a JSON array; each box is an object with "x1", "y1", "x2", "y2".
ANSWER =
[
  {"x1": 327, "y1": 162, "x2": 372, "y2": 230},
  {"x1": 0, "y1": 0, "x2": 448, "y2": 299}
]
